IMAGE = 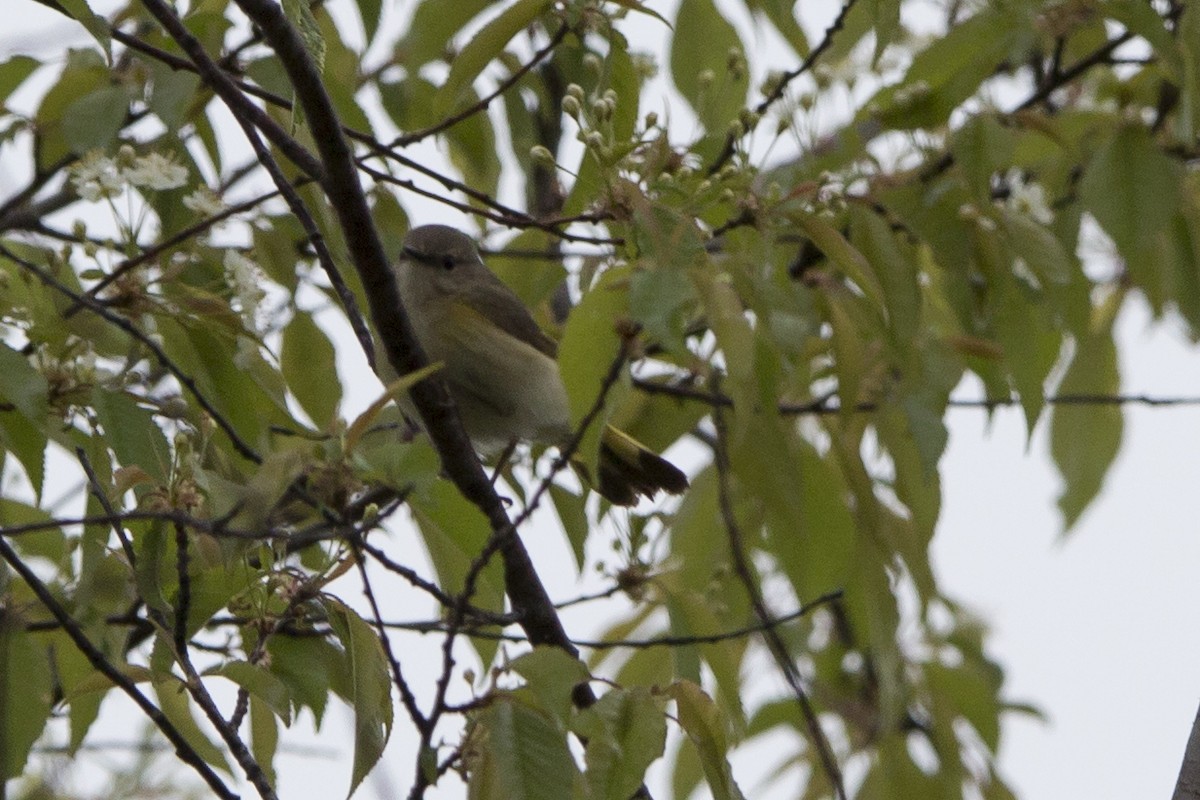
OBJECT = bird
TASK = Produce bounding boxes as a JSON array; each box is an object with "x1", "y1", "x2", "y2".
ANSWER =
[{"x1": 390, "y1": 224, "x2": 688, "y2": 506}]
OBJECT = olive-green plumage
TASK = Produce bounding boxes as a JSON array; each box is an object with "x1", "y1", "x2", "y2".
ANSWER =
[{"x1": 391, "y1": 224, "x2": 687, "y2": 506}]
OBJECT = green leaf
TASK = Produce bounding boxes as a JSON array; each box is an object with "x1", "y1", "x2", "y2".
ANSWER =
[
  {"x1": 990, "y1": 274, "x2": 1060, "y2": 434},
  {"x1": 1175, "y1": 3, "x2": 1200, "y2": 142},
  {"x1": 408, "y1": 481, "x2": 506, "y2": 668},
  {"x1": 210, "y1": 661, "x2": 292, "y2": 725},
  {"x1": 445, "y1": 88, "x2": 501, "y2": 198},
  {"x1": 53, "y1": 0, "x2": 112, "y2": 56},
  {"x1": 249, "y1": 695, "x2": 280, "y2": 789},
  {"x1": 867, "y1": 9, "x2": 1028, "y2": 130},
  {"x1": 510, "y1": 647, "x2": 591, "y2": 724},
  {"x1": 399, "y1": 0, "x2": 492, "y2": 68},
  {"x1": 92, "y1": 388, "x2": 172, "y2": 485},
  {"x1": 670, "y1": 0, "x2": 748, "y2": 134},
  {"x1": 1000, "y1": 209, "x2": 1072, "y2": 286},
  {"x1": 0, "y1": 342, "x2": 48, "y2": 421},
  {"x1": 868, "y1": 0, "x2": 903, "y2": 62},
  {"x1": 575, "y1": 688, "x2": 667, "y2": 800},
  {"x1": 282, "y1": 0, "x2": 326, "y2": 73},
  {"x1": 149, "y1": 61, "x2": 201, "y2": 132},
  {"x1": 324, "y1": 598, "x2": 395, "y2": 798},
  {"x1": 605, "y1": 0, "x2": 671, "y2": 27},
  {"x1": 548, "y1": 482, "x2": 588, "y2": 571},
  {"x1": 0, "y1": 498, "x2": 65, "y2": 565},
  {"x1": 282, "y1": 311, "x2": 341, "y2": 428},
  {"x1": 1079, "y1": 124, "x2": 1180, "y2": 284},
  {"x1": 557, "y1": 267, "x2": 631, "y2": 479},
  {"x1": 0, "y1": 56, "x2": 39, "y2": 106},
  {"x1": 1, "y1": 626, "x2": 54, "y2": 779},
  {"x1": 354, "y1": 0, "x2": 384, "y2": 44},
  {"x1": 1050, "y1": 310, "x2": 1123, "y2": 531},
  {"x1": 858, "y1": 737, "x2": 944, "y2": 798},
  {"x1": 437, "y1": 0, "x2": 552, "y2": 112},
  {"x1": 797, "y1": 213, "x2": 885, "y2": 311},
  {"x1": 848, "y1": 204, "x2": 919, "y2": 344},
  {"x1": 748, "y1": 0, "x2": 808, "y2": 57},
  {"x1": 0, "y1": 345, "x2": 48, "y2": 499},
  {"x1": 467, "y1": 696, "x2": 581, "y2": 800},
  {"x1": 925, "y1": 659, "x2": 1002, "y2": 752},
  {"x1": 48, "y1": 632, "x2": 105, "y2": 754},
  {"x1": 154, "y1": 679, "x2": 233, "y2": 775},
  {"x1": 62, "y1": 86, "x2": 130, "y2": 153},
  {"x1": 267, "y1": 635, "x2": 345, "y2": 725},
  {"x1": 952, "y1": 115, "x2": 1014, "y2": 201},
  {"x1": 666, "y1": 681, "x2": 746, "y2": 800}
]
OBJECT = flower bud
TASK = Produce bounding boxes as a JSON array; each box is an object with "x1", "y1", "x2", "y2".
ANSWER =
[{"x1": 529, "y1": 145, "x2": 556, "y2": 165}]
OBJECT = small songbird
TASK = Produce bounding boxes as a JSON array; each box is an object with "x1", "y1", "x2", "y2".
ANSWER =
[{"x1": 391, "y1": 224, "x2": 688, "y2": 506}]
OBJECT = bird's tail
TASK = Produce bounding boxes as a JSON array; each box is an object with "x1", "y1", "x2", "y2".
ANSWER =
[{"x1": 592, "y1": 424, "x2": 688, "y2": 506}]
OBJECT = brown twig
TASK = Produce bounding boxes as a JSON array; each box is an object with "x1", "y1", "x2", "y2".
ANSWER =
[
  {"x1": 390, "y1": 24, "x2": 569, "y2": 148},
  {"x1": 0, "y1": 535, "x2": 239, "y2": 800},
  {"x1": 711, "y1": 378, "x2": 847, "y2": 800},
  {"x1": 633, "y1": 377, "x2": 1200, "y2": 414},
  {"x1": 706, "y1": 0, "x2": 860, "y2": 176},
  {"x1": 75, "y1": 446, "x2": 138, "y2": 568}
]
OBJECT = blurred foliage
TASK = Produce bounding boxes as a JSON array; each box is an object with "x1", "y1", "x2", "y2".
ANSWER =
[{"x1": 0, "y1": 0, "x2": 1197, "y2": 798}]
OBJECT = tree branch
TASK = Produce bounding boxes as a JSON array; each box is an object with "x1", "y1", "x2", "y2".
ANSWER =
[
  {"x1": 1174, "y1": 701, "x2": 1200, "y2": 800},
  {"x1": 0, "y1": 536, "x2": 239, "y2": 800},
  {"x1": 711, "y1": 379, "x2": 847, "y2": 800}
]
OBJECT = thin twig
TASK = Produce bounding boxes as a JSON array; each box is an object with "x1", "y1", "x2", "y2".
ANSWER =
[
  {"x1": 711, "y1": 378, "x2": 847, "y2": 800},
  {"x1": 380, "y1": 589, "x2": 843, "y2": 648},
  {"x1": 633, "y1": 377, "x2": 1200, "y2": 414},
  {"x1": 75, "y1": 447, "x2": 138, "y2": 568},
  {"x1": 0, "y1": 536, "x2": 239, "y2": 800},
  {"x1": 391, "y1": 24, "x2": 569, "y2": 148},
  {"x1": 352, "y1": 543, "x2": 427, "y2": 730},
  {"x1": 173, "y1": 522, "x2": 192, "y2": 656},
  {"x1": 707, "y1": 0, "x2": 860, "y2": 175}
]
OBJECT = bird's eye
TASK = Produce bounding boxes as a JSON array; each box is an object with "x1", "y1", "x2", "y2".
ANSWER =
[{"x1": 441, "y1": 256, "x2": 455, "y2": 270}]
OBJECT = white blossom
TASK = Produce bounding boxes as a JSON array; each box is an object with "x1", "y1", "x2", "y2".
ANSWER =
[
  {"x1": 123, "y1": 152, "x2": 188, "y2": 190},
  {"x1": 1004, "y1": 169, "x2": 1054, "y2": 225},
  {"x1": 182, "y1": 187, "x2": 227, "y2": 217},
  {"x1": 70, "y1": 150, "x2": 124, "y2": 201},
  {"x1": 223, "y1": 249, "x2": 266, "y2": 331}
]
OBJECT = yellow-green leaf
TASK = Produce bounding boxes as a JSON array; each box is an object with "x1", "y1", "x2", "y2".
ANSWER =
[{"x1": 323, "y1": 598, "x2": 394, "y2": 799}]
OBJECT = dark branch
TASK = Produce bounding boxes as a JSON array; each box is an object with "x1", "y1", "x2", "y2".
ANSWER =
[{"x1": 0, "y1": 535, "x2": 239, "y2": 800}]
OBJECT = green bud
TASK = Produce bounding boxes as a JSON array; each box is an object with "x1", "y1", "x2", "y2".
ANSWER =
[{"x1": 529, "y1": 145, "x2": 556, "y2": 165}]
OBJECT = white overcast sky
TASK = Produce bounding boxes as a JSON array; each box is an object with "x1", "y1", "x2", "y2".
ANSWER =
[{"x1": 2, "y1": 2, "x2": 1199, "y2": 799}]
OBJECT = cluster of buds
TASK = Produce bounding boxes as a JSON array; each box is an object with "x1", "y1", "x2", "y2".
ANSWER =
[
  {"x1": 32, "y1": 337, "x2": 101, "y2": 415},
  {"x1": 561, "y1": 82, "x2": 624, "y2": 162}
]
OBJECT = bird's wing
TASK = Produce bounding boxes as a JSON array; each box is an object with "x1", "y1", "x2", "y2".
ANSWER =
[{"x1": 465, "y1": 272, "x2": 559, "y2": 359}]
